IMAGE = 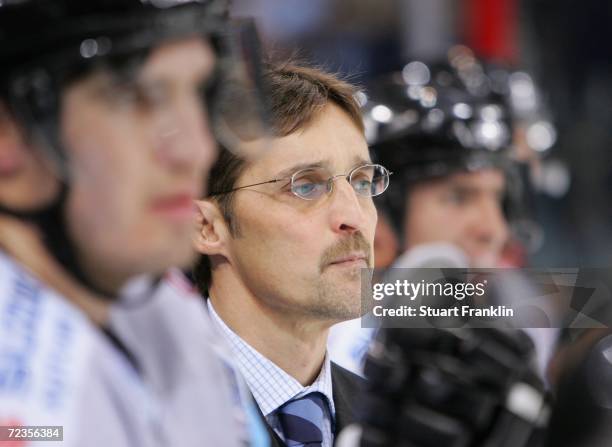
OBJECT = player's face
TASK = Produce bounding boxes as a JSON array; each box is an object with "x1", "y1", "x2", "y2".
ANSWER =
[
  {"x1": 404, "y1": 169, "x2": 509, "y2": 267},
  {"x1": 61, "y1": 37, "x2": 218, "y2": 291}
]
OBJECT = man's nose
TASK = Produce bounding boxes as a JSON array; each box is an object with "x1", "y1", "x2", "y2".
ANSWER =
[
  {"x1": 327, "y1": 178, "x2": 369, "y2": 235},
  {"x1": 153, "y1": 93, "x2": 217, "y2": 173}
]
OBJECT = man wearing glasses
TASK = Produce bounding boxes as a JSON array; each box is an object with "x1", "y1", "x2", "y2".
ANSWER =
[{"x1": 193, "y1": 63, "x2": 391, "y2": 447}]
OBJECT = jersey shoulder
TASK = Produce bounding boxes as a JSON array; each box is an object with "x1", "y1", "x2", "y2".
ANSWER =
[{"x1": 0, "y1": 253, "x2": 96, "y2": 428}]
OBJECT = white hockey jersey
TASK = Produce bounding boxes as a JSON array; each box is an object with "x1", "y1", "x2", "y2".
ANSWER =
[{"x1": 0, "y1": 251, "x2": 268, "y2": 446}]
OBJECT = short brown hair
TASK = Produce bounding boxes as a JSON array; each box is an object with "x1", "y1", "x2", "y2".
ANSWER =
[{"x1": 194, "y1": 61, "x2": 364, "y2": 295}]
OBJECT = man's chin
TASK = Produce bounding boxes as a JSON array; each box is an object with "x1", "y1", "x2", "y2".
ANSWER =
[{"x1": 316, "y1": 290, "x2": 362, "y2": 322}]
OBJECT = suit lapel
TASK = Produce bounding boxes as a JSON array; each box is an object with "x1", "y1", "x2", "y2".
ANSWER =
[{"x1": 331, "y1": 364, "x2": 357, "y2": 434}]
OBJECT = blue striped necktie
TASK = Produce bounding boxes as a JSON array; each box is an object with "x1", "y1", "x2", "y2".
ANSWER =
[{"x1": 276, "y1": 392, "x2": 328, "y2": 446}]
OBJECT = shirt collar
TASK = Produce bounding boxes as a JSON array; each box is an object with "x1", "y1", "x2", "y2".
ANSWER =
[{"x1": 207, "y1": 300, "x2": 336, "y2": 419}]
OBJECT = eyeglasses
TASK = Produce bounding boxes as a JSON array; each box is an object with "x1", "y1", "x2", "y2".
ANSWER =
[{"x1": 212, "y1": 163, "x2": 392, "y2": 201}]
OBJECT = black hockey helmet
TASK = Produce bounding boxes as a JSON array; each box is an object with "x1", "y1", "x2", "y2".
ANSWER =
[
  {"x1": 362, "y1": 60, "x2": 514, "y2": 182},
  {"x1": 361, "y1": 53, "x2": 525, "y2": 239}
]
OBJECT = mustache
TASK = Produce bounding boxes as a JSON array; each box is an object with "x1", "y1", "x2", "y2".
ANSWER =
[{"x1": 319, "y1": 232, "x2": 372, "y2": 272}]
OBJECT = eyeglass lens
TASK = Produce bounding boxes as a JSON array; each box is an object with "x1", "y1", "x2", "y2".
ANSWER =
[{"x1": 290, "y1": 164, "x2": 390, "y2": 200}]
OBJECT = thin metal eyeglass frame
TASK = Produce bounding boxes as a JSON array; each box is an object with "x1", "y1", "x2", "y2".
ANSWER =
[{"x1": 210, "y1": 163, "x2": 393, "y2": 200}]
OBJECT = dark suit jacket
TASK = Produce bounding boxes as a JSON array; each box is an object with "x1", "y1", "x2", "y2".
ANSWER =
[{"x1": 258, "y1": 362, "x2": 365, "y2": 447}]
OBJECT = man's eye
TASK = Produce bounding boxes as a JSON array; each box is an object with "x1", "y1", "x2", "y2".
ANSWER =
[
  {"x1": 137, "y1": 87, "x2": 169, "y2": 109},
  {"x1": 293, "y1": 181, "x2": 318, "y2": 197},
  {"x1": 353, "y1": 179, "x2": 372, "y2": 194},
  {"x1": 199, "y1": 69, "x2": 222, "y2": 109},
  {"x1": 446, "y1": 190, "x2": 469, "y2": 205},
  {"x1": 108, "y1": 83, "x2": 168, "y2": 111}
]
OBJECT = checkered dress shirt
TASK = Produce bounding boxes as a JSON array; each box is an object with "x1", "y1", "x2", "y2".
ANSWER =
[{"x1": 208, "y1": 301, "x2": 336, "y2": 446}]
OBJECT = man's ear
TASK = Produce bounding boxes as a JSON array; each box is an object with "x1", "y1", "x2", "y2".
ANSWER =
[
  {"x1": 193, "y1": 199, "x2": 230, "y2": 257},
  {"x1": 0, "y1": 105, "x2": 59, "y2": 209}
]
